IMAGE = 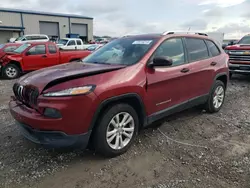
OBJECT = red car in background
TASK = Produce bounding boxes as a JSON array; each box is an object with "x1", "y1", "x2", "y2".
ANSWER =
[
  {"x1": 0, "y1": 42, "x2": 91, "y2": 79},
  {"x1": 0, "y1": 43, "x2": 22, "y2": 58}
]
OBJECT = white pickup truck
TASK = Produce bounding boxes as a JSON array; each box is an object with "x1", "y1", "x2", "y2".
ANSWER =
[{"x1": 56, "y1": 38, "x2": 92, "y2": 50}]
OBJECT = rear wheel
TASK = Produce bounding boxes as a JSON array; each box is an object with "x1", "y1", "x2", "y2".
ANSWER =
[
  {"x1": 3, "y1": 64, "x2": 20, "y2": 79},
  {"x1": 205, "y1": 80, "x2": 225, "y2": 113},
  {"x1": 93, "y1": 103, "x2": 139, "y2": 157}
]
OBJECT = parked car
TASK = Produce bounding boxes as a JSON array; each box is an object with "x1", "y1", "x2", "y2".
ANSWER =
[
  {"x1": 86, "y1": 44, "x2": 103, "y2": 52},
  {"x1": 57, "y1": 38, "x2": 93, "y2": 50},
  {"x1": 224, "y1": 34, "x2": 250, "y2": 78},
  {"x1": 0, "y1": 41, "x2": 91, "y2": 79},
  {"x1": 14, "y1": 34, "x2": 49, "y2": 43},
  {"x1": 0, "y1": 43, "x2": 22, "y2": 58},
  {"x1": 9, "y1": 32, "x2": 229, "y2": 157}
]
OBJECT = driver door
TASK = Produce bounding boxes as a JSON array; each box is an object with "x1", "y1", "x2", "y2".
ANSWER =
[
  {"x1": 146, "y1": 37, "x2": 192, "y2": 116},
  {"x1": 22, "y1": 44, "x2": 47, "y2": 70}
]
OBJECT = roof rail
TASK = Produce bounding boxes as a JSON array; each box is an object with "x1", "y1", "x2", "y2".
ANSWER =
[{"x1": 162, "y1": 31, "x2": 208, "y2": 36}]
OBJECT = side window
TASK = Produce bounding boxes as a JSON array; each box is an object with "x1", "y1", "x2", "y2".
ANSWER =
[
  {"x1": 76, "y1": 40, "x2": 82, "y2": 45},
  {"x1": 28, "y1": 45, "x2": 46, "y2": 55},
  {"x1": 4, "y1": 46, "x2": 18, "y2": 52},
  {"x1": 48, "y1": 44, "x2": 57, "y2": 54},
  {"x1": 185, "y1": 38, "x2": 209, "y2": 62},
  {"x1": 206, "y1": 40, "x2": 220, "y2": 57},
  {"x1": 152, "y1": 38, "x2": 185, "y2": 66},
  {"x1": 68, "y1": 40, "x2": 76, "y2": 46}
]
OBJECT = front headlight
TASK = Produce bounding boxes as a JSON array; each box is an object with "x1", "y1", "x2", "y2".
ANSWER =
[{"x1": 43, "y1": 85, "x2": 95, "y2": 97}]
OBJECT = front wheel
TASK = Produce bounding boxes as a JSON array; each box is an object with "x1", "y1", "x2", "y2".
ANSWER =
[
  {"x1": 3, "y1": 64, "x2": 20, "y2": 79},
  {"x1": 93, "y1": 104, "x2": 139, "y2": 157},
  {"x1": 205, "y1": 80, "x2": 226, "y2": 113}
]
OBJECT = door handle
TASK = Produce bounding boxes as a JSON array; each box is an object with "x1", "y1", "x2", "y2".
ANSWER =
[
  {"x1": 211, "y1": 62, "x2": 217, "y2": 66},
  {"x1": 41, "y1": 55, "x2": 47, "y2": 58},
  {"x1": 180, "y1": 68, "x2": 190, "y2": 73}
]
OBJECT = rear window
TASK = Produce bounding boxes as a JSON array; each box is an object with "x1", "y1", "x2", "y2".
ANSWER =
[
  {"x1": 48, "y1": 44, "x2": 57, "y2": 54},
  {"x1": 185, "y1": 38, "x2": 209, "y2": 62},
  {"x1": 206, "y1": 40, "x2": 220, "y2": 57}
]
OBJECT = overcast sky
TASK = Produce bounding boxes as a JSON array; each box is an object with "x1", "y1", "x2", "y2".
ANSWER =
[{"x1": 1, "y1": 0, "x2": 250, "y2": 39}]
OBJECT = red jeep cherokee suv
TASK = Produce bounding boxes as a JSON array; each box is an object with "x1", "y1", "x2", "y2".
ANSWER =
[{"x1": 9, "y1": 32, "x2": 229, "y2": 157}]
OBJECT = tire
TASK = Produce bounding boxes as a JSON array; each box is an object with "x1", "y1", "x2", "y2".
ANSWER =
[
  {"x1": 93, "y1": 103, "x2": 139, "y2": 157},
  {"x1": 205, "y1": 80, "x2": 226, "y2": 113},
  {"x1": 3, "y1": 64, "x2": 20, "y2": 79}
]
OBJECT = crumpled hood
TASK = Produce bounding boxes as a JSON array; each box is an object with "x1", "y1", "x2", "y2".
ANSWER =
[
  {"x1": 226, "y1": 44, "x2": 250, "y2": 50},
  {"x1": 18, "y1": 62, "x2": 126, "y2": 92}
]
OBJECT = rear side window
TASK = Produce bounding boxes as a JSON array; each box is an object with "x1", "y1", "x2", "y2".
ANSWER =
[
  {"x1": 48, "y1": 44, "x2": 57, "y2": 54},
  {"x1": 206, "y1": 40, "x2": 220, "y2": 57},
  {"x1": 68, "y1": 40, "x2": 76, "y2": 46},
  {"x1": 185, "y1": 38, "x2": 209, "y2": 62},
  {"x1": 76, "y1": 40, "x2": 82, "y2": 45}
]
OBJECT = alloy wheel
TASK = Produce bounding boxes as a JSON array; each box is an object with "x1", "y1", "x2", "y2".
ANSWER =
[
  {"x1": 213, "y1": 86, "x2": 225, "y2": 109},
  {"x1": 106, "y1": 112, "x2": 135, "y2": 150}
]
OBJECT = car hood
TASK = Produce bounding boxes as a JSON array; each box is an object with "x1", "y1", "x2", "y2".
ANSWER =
[
  {"x1": 18, "y1": 62, "x2": 126, "y2": 92},
  {"x1": 225, "y1": 44, "x2": 250, "y2": 50}
]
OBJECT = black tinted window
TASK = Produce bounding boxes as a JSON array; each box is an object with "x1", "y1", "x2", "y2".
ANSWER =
[
  {"x1": 186, "y1": 38, "x2": 209, "y2": 62},
  {"x1": 28, "y1": 45, "x2": 46, "y2": 55},
  {"x1": 68, "y1": 40, "x2": 76, "y2": 46},
  {"x1": 76, "y1": 40, "x2": 82, "y2": 45},
  {"x1": 206, "y1": 40, "x2": 220, "y2": 56},
  {"x1": 48, "y1": 44, "x2": 57, "y2": 54},
  {"x1": 152, "y1": 38, "x2": 185, "y2": 66}
]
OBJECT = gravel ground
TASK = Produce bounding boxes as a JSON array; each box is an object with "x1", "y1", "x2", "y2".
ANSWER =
[{"x1": 1, "y1": 75, "x2": 250, "y2": 188}]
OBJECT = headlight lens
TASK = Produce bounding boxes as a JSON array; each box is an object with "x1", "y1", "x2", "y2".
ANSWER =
[{"x1": 43, "y1": 85, "x2": 95, "y2": 97}]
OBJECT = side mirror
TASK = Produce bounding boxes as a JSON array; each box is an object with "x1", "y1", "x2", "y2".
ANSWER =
[
  {"x1": 26, "y1": 51, "x2": 31, "y2": 56},
  {"x1": 148, "y1": 56, "x2": 173, "y2": 67}
]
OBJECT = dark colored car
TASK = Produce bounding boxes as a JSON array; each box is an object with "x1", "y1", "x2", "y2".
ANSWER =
[
  {"x1": 9, "y1": 32, "x2": 229, "y2": 157},
  {"x1": 225, "y1": 34, "x2": 250, "y2": 78}
]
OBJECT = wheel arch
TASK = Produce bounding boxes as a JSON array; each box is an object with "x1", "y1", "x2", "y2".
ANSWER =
[
  {"x1": 89, "y1": 93, "x2": 147, "y2": 132},
  {"x1": 214, "y1": 72, "x2": 228, "y2": 89}
]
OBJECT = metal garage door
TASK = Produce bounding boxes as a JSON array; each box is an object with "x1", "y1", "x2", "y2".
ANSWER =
[
  {"x1": 0, "y1": 31, "x2": 17, "y2": 43},
  {"x1": 39, "y1": 21, "x2": 59, "y2": 37},
  {"x1": 71, "y1": 23, "x2": 87, "y2": 36}
]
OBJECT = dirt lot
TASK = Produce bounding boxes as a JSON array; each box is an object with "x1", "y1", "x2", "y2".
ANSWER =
[{"x1": 1, "y1": 75, "x2": 250, "y2": 188}]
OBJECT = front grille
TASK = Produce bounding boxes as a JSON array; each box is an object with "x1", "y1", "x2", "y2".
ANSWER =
[
  {"x1": 229, "y1": 50, "x2": 250, "y2": 62},
  {"x1": 13, "y1": 83, "x2": 39, "y2": 107}
]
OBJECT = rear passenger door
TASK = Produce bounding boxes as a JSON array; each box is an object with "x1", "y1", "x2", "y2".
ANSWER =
[{"x1": 184, "y1": 37, "x2": 215, "y2": 100}]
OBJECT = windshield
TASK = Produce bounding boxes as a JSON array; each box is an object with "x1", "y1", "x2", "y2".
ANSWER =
[
  {"x1": 57, "y1": 39, "x2": 68, "y2": 45},
  {"x1": 0, "y1": 44, "x2": 5, "y2": 49},
  {"x1": 237, "y1": 36, "x2": 250, "y2": 44},
  {"x1": 83, "y1": 37, "x2": 158, "y2": 65},
  {"x1": 14, "y1": 43, "x2": 31, "y2": 53}
]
